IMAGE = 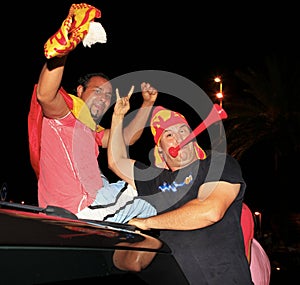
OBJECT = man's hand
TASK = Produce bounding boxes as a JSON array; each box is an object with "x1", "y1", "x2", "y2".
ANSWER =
[
  {"x1": 141, "y1": 82, "x2": 158, "y2": 104},
  {"x1": 128, "y1": 217, "x2": 151, "y2": 230},
  {"x1": 44, "y1": 3, "x2": 101, "y2": 59},
  {"x1": 114, "y1": 85, "x2": 134, "y2": 116}
]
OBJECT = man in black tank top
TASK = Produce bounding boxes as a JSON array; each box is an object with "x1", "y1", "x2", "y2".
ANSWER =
[{"x1": 108, "y1": 99, "x2": 254, "y2": 285}]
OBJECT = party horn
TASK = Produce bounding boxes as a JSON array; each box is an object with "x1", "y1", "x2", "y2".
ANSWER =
[{"x1": 168, "y1": 104, "x2": 228, "y2": 157}]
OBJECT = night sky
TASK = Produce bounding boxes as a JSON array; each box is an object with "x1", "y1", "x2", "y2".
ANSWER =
[{"x1": 2, "y1": 1, "x2": 299, "y2": 218}]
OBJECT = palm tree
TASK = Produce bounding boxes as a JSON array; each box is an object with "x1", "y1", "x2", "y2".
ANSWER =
[
  {"x1": 225, "y1": 54, "x2": 300, "y2": 163},
  {"x1": 220, "y1": 54, "x2": 300, "y2": 252}
]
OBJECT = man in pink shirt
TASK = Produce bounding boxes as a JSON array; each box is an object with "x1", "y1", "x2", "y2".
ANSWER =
[{"x1": 28, "y1": 3, "x2": 158, "y2": 217}]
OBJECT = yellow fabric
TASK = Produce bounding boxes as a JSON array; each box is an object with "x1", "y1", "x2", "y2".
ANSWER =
[
  {"x1": 69, "y1": 94, "x2": 104, "y2": 132},
  {"x1": 44, "y1": 3, "x2": 101, "y2": 59}
]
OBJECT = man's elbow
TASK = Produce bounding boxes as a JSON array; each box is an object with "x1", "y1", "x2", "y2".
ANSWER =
[
  {"x1": 113, "y1": 251, "x2": 155, "y2": 272},
  {"x1": 107, "y1": 158, "x2": 124, "y2": 179},
  {"x1": 204, "y1": 207, "x2": 225, "y2": 224},
  {"x1": 113, "y1": 251, "x2": 144, "y2": 272},
  {"x1": 210, "y1": 208, "x2": 225, "y2": 223}
]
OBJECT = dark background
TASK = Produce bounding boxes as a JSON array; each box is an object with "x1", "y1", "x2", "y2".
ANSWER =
[
  {"x1": 1, "y1": 2, "x2": 299, "y2": 284},
  {"x1": 2, "y1": 2, "x2": 299, "y2": 218}
]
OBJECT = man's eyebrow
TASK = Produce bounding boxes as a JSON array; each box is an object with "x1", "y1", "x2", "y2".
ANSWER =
[
  {"x1": 179, "y1": 124, "x2": 189, "y2": 129},
  {"x1": 164, "y1": 124, "x2": 189, "y2": 132},
  {"x1": 90, "y1": 86, "x2": 112, "y2": 94}
]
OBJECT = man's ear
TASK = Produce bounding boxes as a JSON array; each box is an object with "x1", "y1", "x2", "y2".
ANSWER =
[{"x1": 77, "y1": 85, "x2": 84, "y2": 98}]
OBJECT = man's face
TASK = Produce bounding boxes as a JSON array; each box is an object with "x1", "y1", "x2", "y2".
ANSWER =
[
  {"x1": 158, "y1": 123, "x2": 198, "y2": 169},
  {"x1": 79, "y1": 76, "x2": 113, "y2": 124}
]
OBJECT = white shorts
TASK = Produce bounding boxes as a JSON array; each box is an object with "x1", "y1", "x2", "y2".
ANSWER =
[{"x1": 76, "y1": 178, "x2": 156, "y2": 223}]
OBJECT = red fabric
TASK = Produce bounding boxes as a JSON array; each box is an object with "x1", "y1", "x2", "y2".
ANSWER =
[
  {"x1": 150, "y1": 106, "x2": 190, "y2": 144},
  {"x1": 241, "y1": 203, "x2": 255, "y2": 258},
  {"x1": 44, "y1": 3, "x2": 101, "y2": 59},
  {"x1": 241, "y1": 204, "x2": 271, "y2": 284},
  {"x1": 28, "y1": 85, "x2": 43, "y2": 178}
]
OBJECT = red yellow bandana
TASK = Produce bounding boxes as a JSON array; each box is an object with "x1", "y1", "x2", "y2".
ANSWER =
[{"x1": 150, "y1": 106, "x2": 206, "y2": 168}]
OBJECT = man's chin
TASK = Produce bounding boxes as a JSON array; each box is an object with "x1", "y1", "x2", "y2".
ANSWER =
[
  {"x1": 93, "y1": 115, "x2": 103, "y2": 124},
  {"x1": 178, "y1": 147, "x2": 192, "y2": 161},
  {"x1": 91, "y1": 109, "x2": 105, "y2": 122}
]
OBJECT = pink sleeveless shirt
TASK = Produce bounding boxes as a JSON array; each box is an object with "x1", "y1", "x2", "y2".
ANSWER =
[{"x1": 38, "y1": 112, "x2": 104, "y2": 214}]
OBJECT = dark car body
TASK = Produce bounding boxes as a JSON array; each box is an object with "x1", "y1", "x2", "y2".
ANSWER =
[{"x1": 0, "y1": 202, "x2": 189, "y2": 284}]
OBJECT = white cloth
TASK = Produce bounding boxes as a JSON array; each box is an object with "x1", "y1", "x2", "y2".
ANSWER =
[{"x1": 83, "y1": 22, "x2": 107, "y2": 47}]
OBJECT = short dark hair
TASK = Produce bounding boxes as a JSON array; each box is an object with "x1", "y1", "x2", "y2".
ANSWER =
[
  {"x1": 77, "y1": 72, "x2": 110, "y2": 90},
  {"x1": 72, "y1": 72, "x2": 116, "y2": 103}
]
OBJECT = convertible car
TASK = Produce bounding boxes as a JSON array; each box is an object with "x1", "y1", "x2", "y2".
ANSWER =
[{"x1": 0, "y1": 201, "x2": 189, "y2": 284}]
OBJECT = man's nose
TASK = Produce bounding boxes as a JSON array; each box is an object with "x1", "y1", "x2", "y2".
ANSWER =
[
  {"x1": 96, "y1": 92, "x2": 108, "y2": 101},
  {"x1": 98, "y1": 94, "x2": 106, "y2": 102},
  {"x1": 174, "y1": 133, "x2": 184, "y2": 143}
]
